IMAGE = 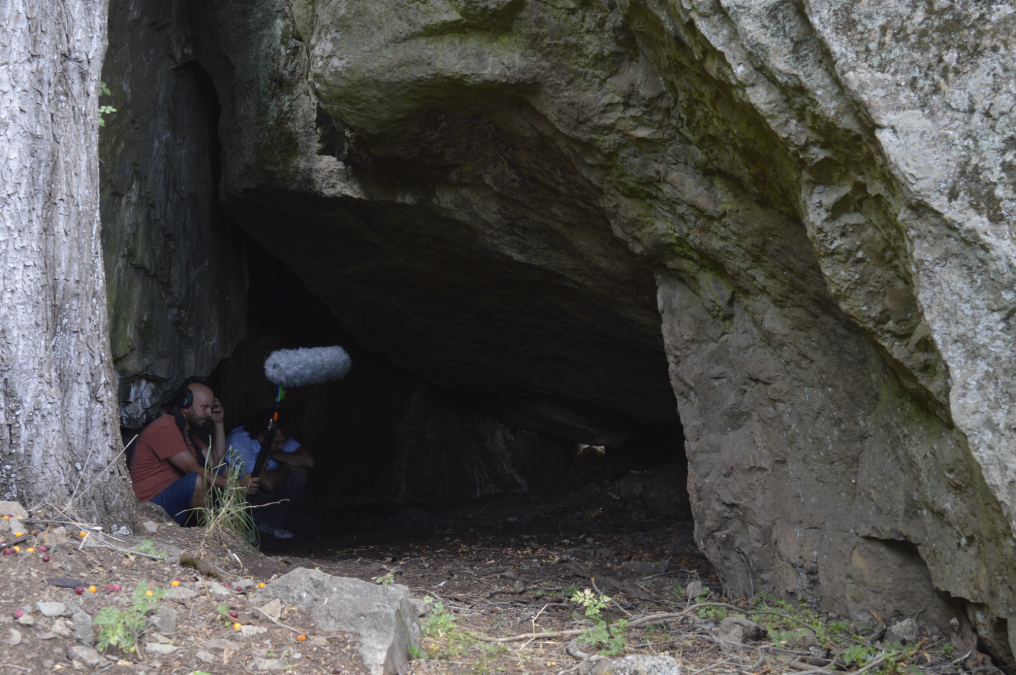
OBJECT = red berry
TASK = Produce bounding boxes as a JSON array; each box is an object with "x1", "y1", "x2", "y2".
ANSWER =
[
  {"x1": 2, "y1": 548, "x2": 12, "y2": 556},
  {"x1": 12, "y1": 609, "x2": 23, "y2": 619},
  {"x1": 38, "y1": 545, "x2": 48, "y2": 553},
  {"x1": 229, "y1": 611, "x2": 238, "y2": 618},
  {"x1": 236, "y1": 585, "x2": 243, "y2": 591},
  {"x1": 74, "y1": 587, "x2": 84, "y2": 595},
  {"x1": 42, "y1": 555, "x2": 50, "y2": 562}
]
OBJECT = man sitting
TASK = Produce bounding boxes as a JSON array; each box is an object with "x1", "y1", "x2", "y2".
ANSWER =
[
  {"x1": 129, "y1": 377, "x2": 259, "y2": 525},
  {"x1": 225, "y1": 410, "x2": 314, "y2": 539}
]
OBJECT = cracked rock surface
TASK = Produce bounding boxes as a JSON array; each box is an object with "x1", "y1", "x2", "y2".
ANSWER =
[{"x1": 100, "y1": 0, "x2": 1016, "y2": 662}]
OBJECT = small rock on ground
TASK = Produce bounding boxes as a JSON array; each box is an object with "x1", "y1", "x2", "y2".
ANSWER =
[
  {"x1": 718, "y1": 616, "x2": 767, "y2": 643},
  {"x1": 51, "y1": 618, "x2": 74, "y2": 638},
  {"x1": 144, "y1": 642, "x2": 178, "y2": 654},
  {"x1": 67, "y1": 645, "x2": 105, "y2": 668},
  {"x1": 254, "y1": 657, "x2": 286, "y2": 670},
  {"x1": 591, "y1": 655, "x2": 680, "y2": 675},
  {"x1": 147, "y1": 606, "x2": 177, "y2": 634},
  {"x1": 684, "y1": 580, "x2": 707, "y2": 601},
  {"x1": 888, "y1": 618, "x2": 919, "y2": 643},
  {"x1": 6, "y1": 628, "x2": 21, "y2": 646},
  {"x1": 36, "y1": 601, "x2": 66, "y2": 617}
]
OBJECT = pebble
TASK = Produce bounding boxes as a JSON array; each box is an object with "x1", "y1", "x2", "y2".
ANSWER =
[
  {"x1": 142, "y1": 521, "x2": 159, "y2": 534},
  {"x1": 205, "y1": 581, "x2": 233, "y2": 597},
  {"x1": 254, "y1": 657, "x2": 286, "y2": 670},
  {"x1": 234, "y1": 578, "x2": 255, "y2": 589},
  {"x1": 144, "y1": 642, "x2": 178, "y2": 655},
  {"x1": 165, "y1": 587, "x2": 198, "y2": 600},
  {"x1": 240, "y1": 625, "x2": 268, "y2": 637},
  {"x1": 51, "y1": 618, "x2": 74, "y2": 638},
  {"x1": 685, "y1": 580, "x2": 707, "y2": 601},
  {"x1": 5, "y1": 628, "x2": 21, "y2": 645},
  {"x1": 67, "y1": 644, "x2": 105, "y2": 668},
  {"x1": 146, "y1": 606, "x2": 177, "y2": 635},
  {"x1": 70, "y1": 606, "x2": 93, "y2": 646},
  {"x1": 36, "y1": 601, "x2": 66, "y2": 617},
  {"x1": 196, "y1": 650, "x2": 217, "y2": 663},
  {"x1": 16, "y1": 614, "x2": 34, "y2": 627}
]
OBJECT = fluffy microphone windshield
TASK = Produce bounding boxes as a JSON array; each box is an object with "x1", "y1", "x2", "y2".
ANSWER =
[{"x1": 264, "y1": 346, "x2": 352, "y2": 387}]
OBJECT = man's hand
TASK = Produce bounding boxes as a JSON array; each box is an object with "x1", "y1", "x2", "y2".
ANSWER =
[
  {"x1": 244, "y1": 475, "x2": 261, "y2": 495},
  {"x1": 211, "y1": 397, "x2": 225, "y2": 426}
]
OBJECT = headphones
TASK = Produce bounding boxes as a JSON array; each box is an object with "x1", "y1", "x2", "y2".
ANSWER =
[
  {"x1": 172, "y1": 376, "x2": 213, "y2": 410},
  {"x1": 173, "y1": 386, "x2": 194, "y2": 410}
]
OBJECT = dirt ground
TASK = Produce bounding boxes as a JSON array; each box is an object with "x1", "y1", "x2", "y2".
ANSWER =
[{"x1": 0, "y1": 449, "x2": 995, "y2": 674}]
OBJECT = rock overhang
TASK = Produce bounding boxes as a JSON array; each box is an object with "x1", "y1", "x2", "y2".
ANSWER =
[{"x1": 99, "y1": 0, "x2": 1016, "y2": 661}]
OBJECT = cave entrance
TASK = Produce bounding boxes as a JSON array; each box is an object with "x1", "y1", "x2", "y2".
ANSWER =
[{"x1": 211, "y1": 241, "x2": 699, "y2": 579}]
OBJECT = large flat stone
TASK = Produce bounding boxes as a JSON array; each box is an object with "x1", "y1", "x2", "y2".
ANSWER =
[{"x1": 256, "y1": 568, "x2": 420, "y2": 675}]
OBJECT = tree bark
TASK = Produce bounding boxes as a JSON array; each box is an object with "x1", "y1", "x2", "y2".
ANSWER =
[{"x1": 0, "y1": 0, "x2": 132, "y2": 525}]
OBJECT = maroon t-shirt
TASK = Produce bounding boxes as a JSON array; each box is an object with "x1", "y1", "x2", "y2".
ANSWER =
[{"x1": 129, "y1": 414, "x2": 207, "y2": 502}]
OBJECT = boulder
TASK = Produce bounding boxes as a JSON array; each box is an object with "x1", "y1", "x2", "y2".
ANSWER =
[{"x1": 256, "y1": 568, "x2": 421, "y2": 675}]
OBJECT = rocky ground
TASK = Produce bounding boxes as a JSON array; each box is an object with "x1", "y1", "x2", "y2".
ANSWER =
[{"x1": 0, "y1": 450, "x2": 995, "y2": 674}]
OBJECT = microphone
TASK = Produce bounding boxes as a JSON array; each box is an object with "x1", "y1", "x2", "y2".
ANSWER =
[
  {"x1": 251, "y1": 346, "x2": 351, "y2": 477},
  {"x1": 264, "y1": 346, "x2": 352, "y2": 387}
]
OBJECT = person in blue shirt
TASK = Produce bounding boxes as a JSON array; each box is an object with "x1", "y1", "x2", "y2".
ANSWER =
[{"x1": 225, "y1": 410, "x2": 314, "y2": 539}]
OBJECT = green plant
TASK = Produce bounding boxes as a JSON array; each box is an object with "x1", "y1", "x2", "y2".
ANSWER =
[
  {"x1": 563, "y1": 583, "x2": 580, "y2": 598},
  {"x1": 98, "y1": 82, "x2": 116, "y2": 127},
  {"x1": 570, "y1": 589, "x2": 627, "y2": 656},
  {"x1": 942, "y1": 642, "x2": 955, "y2": 656},
  {"x1": 670, "y1": 583, "x2": 684, "y2": 598},
  {"x1": 697, "y1": 606, "x2": 729, "y2": 621},
  {"x1": 130, "y1": 539, "x2": 165, "y2": 560},
  {"x1": 842, "y1": 643, "x2": 877, "y2": 667},
  {"x1": 827, "y1": 620, "x2": 850, "y2": 635},
  {"x1": 420, "y1": 597, "x2": 473, "y2": 659},
  {"x1": 93, "y1": 581, "x2": 167, "y2": 652},
  {"x1": 374, "y1": 571, "x2": 395, "y2": 586}
]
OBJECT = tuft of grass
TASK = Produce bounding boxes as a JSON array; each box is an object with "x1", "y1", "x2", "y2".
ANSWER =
[{"x1": 189, "y1": 450, "x2": 258, "y2": 553}]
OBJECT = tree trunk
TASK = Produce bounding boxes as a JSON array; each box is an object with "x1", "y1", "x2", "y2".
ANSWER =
[{"x1": 0, "y1": 0, "x2": 132, "y2": 525}]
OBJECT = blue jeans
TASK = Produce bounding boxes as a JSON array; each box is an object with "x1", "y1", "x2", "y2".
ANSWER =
[{"x1": 149, "y1": 472, "x2": 201, "y2": 526}]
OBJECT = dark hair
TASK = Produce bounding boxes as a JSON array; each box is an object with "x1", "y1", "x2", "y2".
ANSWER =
[
  {"x1": 244, "y1": 408, "x2": 289, "y2": 441},
  {"x1": 172, "y1": 376, "x2": 214, "y2": 410}
]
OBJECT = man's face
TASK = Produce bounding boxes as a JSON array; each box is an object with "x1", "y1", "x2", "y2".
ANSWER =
[
  {"x1": 258, "y1": 429, "x2": 287, "y2": 453},
  {"x1": 182, "y1": 385, "x2": 215, "y2": 431}
]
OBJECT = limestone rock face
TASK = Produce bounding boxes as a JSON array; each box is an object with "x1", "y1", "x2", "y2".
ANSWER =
[
  {"x1": 106, "y1": 0, "x2": 1016, "y2": 660},
  {"x1": 99, "y1": 0, "x2": 248, "y2": 428}
]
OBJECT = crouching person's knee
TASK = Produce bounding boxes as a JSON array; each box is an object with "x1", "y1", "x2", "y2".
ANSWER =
[
  {"x1": 283, "y1": 469, "x2": 307, "y2": 494},
  {"x1": 189, "y1": 472, "x2": 208, "y2": 503}
]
